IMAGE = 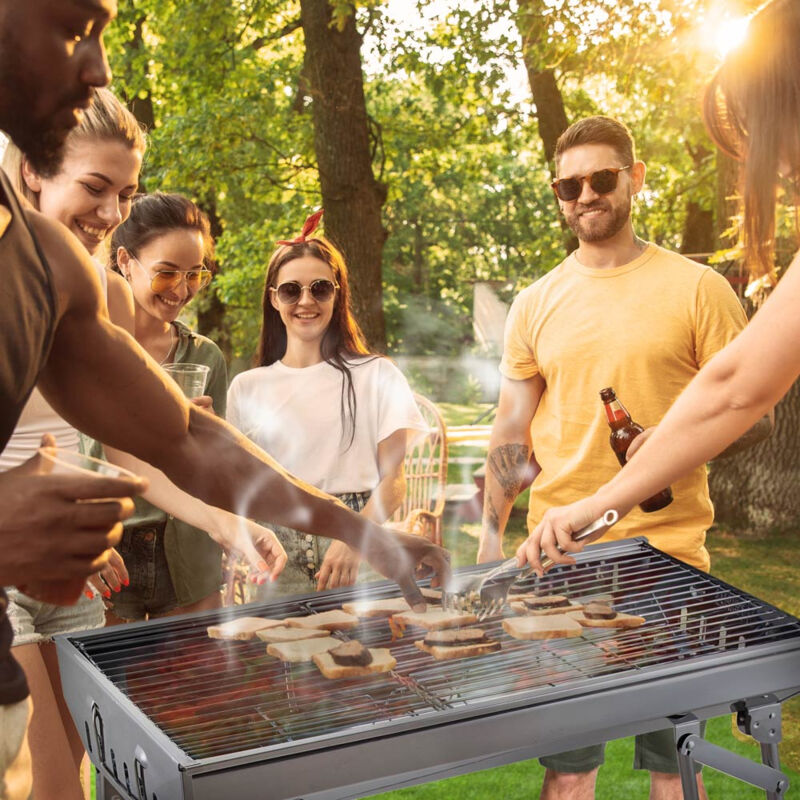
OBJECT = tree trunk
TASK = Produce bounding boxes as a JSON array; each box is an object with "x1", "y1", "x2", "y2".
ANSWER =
[
  {"x1": 708, "y1": 380, "x2": 800, "y2": 531},
  {"x1": 515, "y1": 0, "x2": 577, "y2": 255},
  {"x1": 300, "y1": 0, "x2": 387, "y2": 350},
  {"x1": 679, "y1": 201, "x2": 713, "y2": 257}
]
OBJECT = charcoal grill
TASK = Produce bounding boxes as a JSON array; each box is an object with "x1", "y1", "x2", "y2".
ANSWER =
[{"x1": 56, "y1": 538, "x2": 800, "y2": 800}]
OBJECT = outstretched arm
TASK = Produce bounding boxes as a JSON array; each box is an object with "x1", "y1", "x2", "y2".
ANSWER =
[
  {"x1": 33, "y1": 212, "x2": 449, "y2": 607},
  {"x1": 477, "y1": 374, "x2": 543, "y2": 563}
]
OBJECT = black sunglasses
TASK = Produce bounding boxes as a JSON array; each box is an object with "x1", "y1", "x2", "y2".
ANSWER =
[
  {"x1": 271, "y1": 279, "x2": 339, "y2": 305},
  {"x1": 551, "y1": 165, "x2": 631, "y2": 202}
]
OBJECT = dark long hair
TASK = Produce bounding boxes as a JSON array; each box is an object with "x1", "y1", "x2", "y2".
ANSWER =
[
  {"x1": 110, "y1": 192, "x2": 216, "y2": 272},
  {"x1": 257, "y1": 236, "x2": 375, "y2": 448},
  {"x1": 703, "y1": 0, "x2": 800, "y2": 279}
]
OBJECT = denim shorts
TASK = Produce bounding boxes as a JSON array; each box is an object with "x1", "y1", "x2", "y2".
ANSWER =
[
  {"x1": 247, "y1": 491, "x2": 371, "y2": 600},
  {"x1": 539, "y1": 723, "x2": 706, "y2": 774},
  {"x1": 5, "y1": 588, "x2": 105, "y2": 647},
  {"x1": 110, "y1": 522, "x2": 178, "y2": 621}
]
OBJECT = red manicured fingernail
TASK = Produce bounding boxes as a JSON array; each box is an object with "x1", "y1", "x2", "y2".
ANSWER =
[
  {"x1": 103, "y1": 590, "x2": 111, "y2": 599},
  {"x1": 84, "y1": 590, "x2": 94, "y2": 598},
  {"x1": 123, "y1": 579, "x2": 129, "y2": 586}
]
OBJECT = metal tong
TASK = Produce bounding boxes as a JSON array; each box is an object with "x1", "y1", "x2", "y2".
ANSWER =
[{"x1": 442, "y1": 509, "x2": 620, "y2": 620}]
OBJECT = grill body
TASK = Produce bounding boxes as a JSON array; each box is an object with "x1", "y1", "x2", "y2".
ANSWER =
[{"x1": 56, "y1": 539, "x2": 800, "y2": 800}]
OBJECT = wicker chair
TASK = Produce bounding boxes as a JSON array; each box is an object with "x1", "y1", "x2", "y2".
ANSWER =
[{"x1": 388, "y1": 393, "x2": 448, "y2": 546}]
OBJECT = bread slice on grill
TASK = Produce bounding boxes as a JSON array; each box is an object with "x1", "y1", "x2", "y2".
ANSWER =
[
  {"x1": 502, "y1": 614, "x2": 583, "y2": 640},
  {"x1": 266, "y1": 636, "x2": 341, "y2": 663},
  {"x1": 256, "y1": 626, "x2": 330, "y2": 643},
  {"x1": 342, "y1": 597, "x2": 411, "y2": 618},
  {"x1": 392, "y1": 608, "x2": 478, "y2": 630},
  {"x1": 286, "y1": 609, "x2": 360, "y2": 631},
  {"x1": 420, "y1": 587, "x2": 442, "y2": 604},
  {"x1": 509, "y1": 594, "x2": 584, "y2": 617},
  {"x1": 313, "y1": 647, "x2": 396, "y2": 679},
  {"x1": 415, "y1": 628, "x2": 501, "y2": 660},
  {"x1": 206, "y1": 617, "x2": 284, "y2": 641},
  {"x1": 568, "y1": 609, "x2": 646, "y2": 629}
]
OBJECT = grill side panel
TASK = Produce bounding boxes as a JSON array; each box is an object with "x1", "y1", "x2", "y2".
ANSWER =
[{"x1": 56, "y1": 636, "x2": 190, "y2": 800}]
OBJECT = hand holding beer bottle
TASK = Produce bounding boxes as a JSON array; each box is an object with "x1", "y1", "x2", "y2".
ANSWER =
[{"x1": 599, "y1": 387, "x2": 673, "y2": 513}]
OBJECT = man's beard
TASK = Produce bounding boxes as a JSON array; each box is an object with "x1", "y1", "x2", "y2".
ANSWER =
[
  {"x1": 564, "y1": 197, "x2": 631, "y2": 243},
  {"x1": 0, "y1": 30, "x2": 74, "y2": 177}
]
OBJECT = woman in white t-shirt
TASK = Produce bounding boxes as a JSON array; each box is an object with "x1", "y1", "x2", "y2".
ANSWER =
[{"x1": 228, "y1": 210, "x2": 426, "y2": 594}]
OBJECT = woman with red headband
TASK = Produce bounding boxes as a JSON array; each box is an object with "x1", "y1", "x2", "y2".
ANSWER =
[
  {"x1": 228, "y1": 210, "x2": 426, "y2": 594},
  {"x1": 516, "y1": 0, "x2": 800, "y2": 572}
]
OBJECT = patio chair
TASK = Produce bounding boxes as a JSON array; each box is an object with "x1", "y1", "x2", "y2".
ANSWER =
[{"x1": 388, "y1": 393, "x2": 448, "y2": 546}]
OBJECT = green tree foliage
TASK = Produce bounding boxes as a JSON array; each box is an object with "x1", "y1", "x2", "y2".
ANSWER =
[{"x1": 103, "y1": 0, "x2": 761, "y2": 361}]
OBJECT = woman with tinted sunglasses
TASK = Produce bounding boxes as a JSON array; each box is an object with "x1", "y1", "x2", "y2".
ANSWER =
[
  {"x1": 93, "y1": 193, "x2": 287, "y2": 626},
  {"x1": 228, "y1": 211, "x2": 426, "y2": 594},
  {"x1": 518, "y1": 0, "x2": 800, "y2": 571}
]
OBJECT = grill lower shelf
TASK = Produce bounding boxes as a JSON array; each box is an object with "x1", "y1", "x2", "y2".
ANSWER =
[{"x1": 56, "y1": 538, "x2": 800, "y2": 800}]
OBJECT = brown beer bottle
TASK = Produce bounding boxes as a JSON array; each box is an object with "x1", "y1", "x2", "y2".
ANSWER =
[{"x1": 599, "y1": 387, "x2": 673, "y2": 513}]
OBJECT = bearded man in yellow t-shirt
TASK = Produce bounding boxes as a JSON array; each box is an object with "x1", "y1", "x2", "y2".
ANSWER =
[{"x1": 477, "y1": 116, "x2": 773, "y2": 800}]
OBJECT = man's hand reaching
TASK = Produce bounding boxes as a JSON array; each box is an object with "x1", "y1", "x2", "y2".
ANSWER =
[{"x1": 4, "y1": 434, "x2": 146, "y2": 603}]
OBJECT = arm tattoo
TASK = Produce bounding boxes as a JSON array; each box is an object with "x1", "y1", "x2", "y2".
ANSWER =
[{"x1": 488, "y1": 443, "x2": 530, "y2": 501}]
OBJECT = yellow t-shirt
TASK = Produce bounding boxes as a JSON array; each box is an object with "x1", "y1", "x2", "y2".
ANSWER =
[{"x1": 501, "y1": 244, "x2": 747, "y2": 571}]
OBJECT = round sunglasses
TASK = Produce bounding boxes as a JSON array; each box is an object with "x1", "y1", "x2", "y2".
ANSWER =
[
  {"x1": 271, "y1": 279, "x2": 339, "y2": 305},
  {"x1": 551, "y1": 165, "x2": 631, "y2": 202},
  {"x1": 131, "y1": 257, "x2": 213, "y2": 294}
]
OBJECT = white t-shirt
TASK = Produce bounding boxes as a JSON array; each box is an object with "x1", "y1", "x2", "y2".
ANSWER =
[
  {"x1": 227, "y1": 356, "x2": 426, "y2": 494},
  {"x1": 0, "y1": 260, "x2": 108, "y2": 470}
]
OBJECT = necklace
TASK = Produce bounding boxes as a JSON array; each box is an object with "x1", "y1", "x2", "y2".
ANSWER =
[{"x1": 159, "y1": 324, "x2": 176, "y2": 366}]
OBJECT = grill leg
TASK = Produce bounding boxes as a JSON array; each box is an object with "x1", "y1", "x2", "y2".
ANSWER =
[
  {"x1": 670, "y1": 714, "x2": 702, "y2": 800},
  {"x1": 670, "y1": 697, "x2": 790, "y2": 799},
  {"x1": 735, "y1": 694, "x2": 786, "y2": 800}
]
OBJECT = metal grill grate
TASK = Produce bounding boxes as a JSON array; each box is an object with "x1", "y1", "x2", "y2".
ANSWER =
[{"x1": 72, "y1": 539, "x2": 800, "y2": 762}]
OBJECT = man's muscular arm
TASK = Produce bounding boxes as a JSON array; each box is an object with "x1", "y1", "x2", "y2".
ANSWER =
[
  {"x1": 477, "y1": 375, "x2": 544, "y2": 563},
  {"x1": 32, "y1": 212, "x2": 449, "y2": 607}
]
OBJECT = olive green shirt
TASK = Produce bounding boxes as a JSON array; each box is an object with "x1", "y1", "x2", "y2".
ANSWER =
[{"x1": 88, "y1": 320, "x2": 228, "y2": 605}]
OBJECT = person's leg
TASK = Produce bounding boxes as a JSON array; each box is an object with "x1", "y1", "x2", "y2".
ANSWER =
[
  {"x1": 540, "y1": 767, "x2": 598, "y2": 800},
  {"x1": 649, "y1": 771, "x2": 707, "y2": 800},
  {"x1": 0, "y1": 698, "x2": 32, "y2": 800},
  {"x1": 14, "y1": 644, "x2": 83, "y2": 800},
  {"x1": 158, "y1": 589, "x2": 221, "y2": 617},
  {"x1": 635, "y1": 728, "x2": 707, "y2": 800},
  {"x1": 539, "y1": 744, "x2": 604, "y2": 800},
  {"x1": 40, "y1": 642, "x2": 85, "y2": 770}
]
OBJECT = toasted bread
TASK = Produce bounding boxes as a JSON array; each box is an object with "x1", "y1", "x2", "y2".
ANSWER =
[
  {"x1": 266, "y1": 636, "x2": 340, "y2": 663},
  {"x1": 568, "y1": 610, "x2": 646, "y2": 629},
  {"x1": 342, "y1": 597, "x2": 411, "y2": 618},
  {"x1": 286, "y1": 609, "x2": 359, "y2": 631},
  {"x1": 392, "y1": 608, "x2": 477, "y2": 630},
  {"x1": 313, "y1": 647, "x2": 396, "y2": 679},
  {"x1": 256, "y1": 626, "x2": 330, "y2": 643},
  {"x1": 509, "y1": 596, "x2": 584, "y2": 617},
  {"x1": 420, "y1": 587, "x2": 442, "y2": 604},
  {"x1": 415, "y1": 630, "x2": 501, "y2": 660},
  {"x1": 206, "y1": 617, "x2": 284, "y2": 641},
  {"x1": 502, "y1": 614, "x2": 583, "y2": 640}
]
